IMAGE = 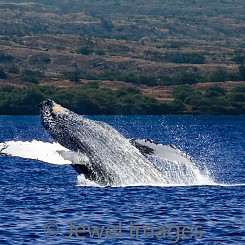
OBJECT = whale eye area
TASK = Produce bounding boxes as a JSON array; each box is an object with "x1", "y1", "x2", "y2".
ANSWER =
[
  {"x1": 46, "y1": 99, "x2": 53, "y2": 107},
  {"x1": 50, "y1": 109, "x2": 58, "y2": 119}
]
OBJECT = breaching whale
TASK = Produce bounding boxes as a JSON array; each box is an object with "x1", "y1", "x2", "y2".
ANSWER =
[
  {"x1": 1, "y1": 100, "x2": 212, "y2": 186},
  {"x1": 38, "y1": 100, "x2": 167, "y2": 186}
]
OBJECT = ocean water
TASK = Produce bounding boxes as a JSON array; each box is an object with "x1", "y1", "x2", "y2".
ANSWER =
[{"x1": 0, "y1": 116, "x2": 244, "y2": 244}]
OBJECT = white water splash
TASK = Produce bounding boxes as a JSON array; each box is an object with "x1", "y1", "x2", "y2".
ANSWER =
[
  {"x1": 146, "y1": 155, "x2": 215, "y2": 186},
  {"x1": 77, "y1": 175, "x2": 100, "y2": 187},
  {"x1": 0, "y1": 140, "x2": 217, "y2": 187}
]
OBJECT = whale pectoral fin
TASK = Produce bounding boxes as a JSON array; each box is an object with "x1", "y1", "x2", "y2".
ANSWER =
[
  {"x1": 0, "y1": 141, "x2": 73, "y2": 165},
  {"x1": 56, "y1": 150, "x2": 90, "y2": 166},
  {"x1": 129, "y1": 138, "x2": 193, "y2": 163},
  {"x1": 129, "y1": 138, "x2": 155, "y2": 155}
]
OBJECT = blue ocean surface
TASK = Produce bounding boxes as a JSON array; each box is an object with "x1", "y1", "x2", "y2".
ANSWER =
[{"x1": 0, "y1": 116, "x2": 244, "y2": 244}]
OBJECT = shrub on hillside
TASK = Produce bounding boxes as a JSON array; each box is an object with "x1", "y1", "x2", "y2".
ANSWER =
[
  {"x1": 8, "y1": 65, "x2": 19, "y2": 74},
  {"x1": 209, "y1": 70, "x2": 227, "y2": 82},
  {"x1": 0, "y1": 53, "x2": 14, "y2": 62},
  {"x1": 78, "y1": 47, "x2": 93, "y2": 55},
  {"x1": 168, "y1": 53, "x2": 206, "y2": 64},
  {"x1": 239, "y1": 65, "x2": 245, "y2": 80},
  {"x1": 62, "y1": 71, "x2": 81, "y2": 82},
  {"x1": 21, "y1": 70, "x2": 44, "y2": 84},
  {"x1": 21, "y1": 75, "x2": 39, "y2": 84},
  {"x1": 172, "y1": 85, "x2": 195, "y2": 101},
  {"x1": 0, "y1": 67, "x2": 7, "y2": 79},
  {"x1": 232, "y1": 54, "x2": 245, "y2": 65},
  {"x1": 205, "y1": 86, "x2": 226, "y2": 98}
]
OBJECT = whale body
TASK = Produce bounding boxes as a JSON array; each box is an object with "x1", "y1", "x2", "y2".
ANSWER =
[{"x1": 39, "y1": 100, "x2": 166, "y2": 186}]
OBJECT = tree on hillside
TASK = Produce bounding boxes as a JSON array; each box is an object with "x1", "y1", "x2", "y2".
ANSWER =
[
  {"x1": 169, "y1": 53, "x2": 206, "y2": 64},
  {"x1": 233, "y1": 54, "x2": 245, "y2": 65},
  {"x1": 205, "y1": 86, "x2": 226, "y2": 98},
  {"x1": 239, "y1": 65, "x2": 245, "y2": 80},
  {"x1": 209, "y1": 70, "x2": 227, "y2": 82},
  {"x1": 0, "y1": 67, "x2": 7, "y2": 79},
  {"x1": 172, "y1": 85, "x2": 195, "y2": 101},
  {"x1": 78, "y1": 47, "x2": 93, "y2": 55}
]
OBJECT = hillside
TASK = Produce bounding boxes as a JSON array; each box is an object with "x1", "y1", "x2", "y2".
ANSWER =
[{"x1": 0, "y1": 0, "x2": 244, "y2": 114}]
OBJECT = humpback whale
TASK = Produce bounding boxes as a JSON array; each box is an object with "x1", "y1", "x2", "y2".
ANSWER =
[
  {"x1": 1, "y1": 100, "x2": 213, "y2": 186},
  {"x1": 39, "y1": 100, "x2": 167, "y2": 186}
]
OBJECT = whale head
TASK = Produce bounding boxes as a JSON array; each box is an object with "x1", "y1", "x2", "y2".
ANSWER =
[
  {"x1": 39, "y1": 99, "x2": 102, "y2": 182},
  {"x1": 39, "y1": 99, "x2": 71, "y2": 127},
  {"x1": 39, "y1": 99, "x2": 71, "y2": 134},
  {"x1": 39, "y1": 100, "x2": 87, "y2": 153}
]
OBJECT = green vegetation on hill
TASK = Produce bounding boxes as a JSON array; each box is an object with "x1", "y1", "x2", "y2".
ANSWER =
[
  {"x1": 0, "y1": 84, "x2": 244, "y2": 115},
  {"x1": 61, "y1": 65, "x2": 245, "y2": 86},
  {"x1": 0, "y1": 0, "x2": 244, "y2": 115},
  {"x1": 172, "y1": 85, "x2": 245, "y2": 115},
  {"x1": 0, "y1": 85, "x2": 184, "y2": 115}
]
